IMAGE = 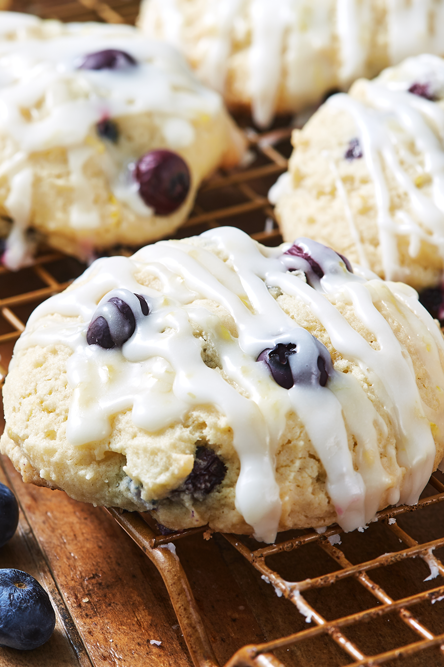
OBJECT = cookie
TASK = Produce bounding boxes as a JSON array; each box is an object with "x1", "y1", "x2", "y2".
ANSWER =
[
  {"x1": 139, "y1": 0, "x2": 444, "y2": 128},
  {"x1": 2, "y1": 227, "x2": 444, "y2": 543},
  {"x1": 0, "y1": 13, "x2": 245, "y2": 270},
  {"x1": 272, "y1": 54, "x2": 444, "y2": 302}
]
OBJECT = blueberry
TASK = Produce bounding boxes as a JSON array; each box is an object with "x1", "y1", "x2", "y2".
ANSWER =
[
  {"x1": 178, "y1": 447, "x2": 226, "y2": 501},
  {"x1": 258, "y1": 331, "x2": 332, "y2": 390},
  {"x1": 97, "y1": 119, "x2": 119, "y2": 143},
  {"x1": 284, "y1": 243, "x2": 324, "y2": 280},
  {"x1": 87, "y1": 291, "x2": 149, "y2": 349},
  {"x1": 257, "y1": 343, "x2": 296, "y2": 389},
  {"x1": 419, "y1": 287, "x2": 444, "y2": 325},
  {"x1": 408, "y1": 82, "x2": 436, "y2": 101},
  {"x1": 344, "y1": 137, "x2": 363, "y2": 161},
  {"x1": 134, "y1": 293, "x2": 149, "y2": 316},
  {"x1": 0, "y1": 482, "x2": 19, "y2": 548},
  {"x1": 86, "y1": 316, "x2": 115, "y2": 349},
  {"x1": 336, "y1": 252, "x2": 353, "y2": 273},
  {"x1": 283, "y1": 238, "x2": 353, "y2": 287},
  {"x1": 0, "y1": 569, "x2": 55, "y2": 650},
  {"x1": 155, "y1": 523, "x2": 176, "y2": 536},
  {"x1": 78, "y1": 49, "x2": 137, "y2": 71},
  {"x1": 134, "y1": 150, "x2": 191, "y2": 215}
]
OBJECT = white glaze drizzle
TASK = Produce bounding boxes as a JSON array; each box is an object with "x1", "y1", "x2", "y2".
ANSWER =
[
  {"x1": 0, "y1": 13, "x2": 225, "y2": 267},
  {"x1": 140, "y1": 0, "x2": 444, "y2": 126},
  {"x1": 15, "y1": 228, "x2": 443, "y2": 541},
  {"x1": 326, "y1": 153, "x2": 370, "y2": 269},
  {"x1": 336, "y1": 0, "x2": 372, "y2": 87},
  {"x1": 197, "y1": 0, "x2": 244, "y2": 94}
]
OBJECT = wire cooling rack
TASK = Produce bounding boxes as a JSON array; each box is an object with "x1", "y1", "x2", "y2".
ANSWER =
[{"x1": 2, "y1": 2, "x2": 444, "y2": 666}]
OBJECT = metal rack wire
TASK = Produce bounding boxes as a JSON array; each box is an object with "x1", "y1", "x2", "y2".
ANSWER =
[{"x1": 2, "y1": 1, "x2": 444, "y2": 666}]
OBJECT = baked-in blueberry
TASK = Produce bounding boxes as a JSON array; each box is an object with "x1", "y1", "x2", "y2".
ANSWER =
[
  {"x1": 283, "y1": 238, "x2": 353, "y2": 287},
  {"x1": 408, "y1": 82, "x2": 436, "y2": 101},
  {"x1": 257, "y1": 343, "x2": 295, "y2": 389},
  {"x1": 258, "y1": 330, "x2": 332, "y2": 390},
  {"x1": 178, "y1": 446, "x2": 226, "y2": 501},
  {"x1": 87, "y1": 291, "x2": 149, "y2": 349},
  {"x1": 0, "y1": 482, "x2": 19, "y2": 548},
  {"x1": 284, "y1": 243, "x2": 324, "y2": 280},
  {"x1": 0, "y1": 569, "x2": 55, "y2": 650},
  {"x1": 78, "y1": 49, "x2": 137, "y2": 71},
  {"x1": 134, "y1": 150, "x2": 191, "y2": 215},
  {"x1": 134, "y1": 293, "x2": 149, "y2": 316},
  {"x1": 344, "y1": 137, "x2": 363, "y2": 161},
  {"x1": 97, "y1": 119, "x2": 119, "y2": 143}
]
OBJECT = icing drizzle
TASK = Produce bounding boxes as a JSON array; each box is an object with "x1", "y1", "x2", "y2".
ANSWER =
[
  {"x1": 15, "y1": 228, "x2": 443, "y2": 542},
  {"x1": 139, "y1": 0, "x2": 444, "y2": 127}
]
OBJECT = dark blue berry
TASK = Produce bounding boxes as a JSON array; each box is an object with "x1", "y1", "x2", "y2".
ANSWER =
[
  {"x1": 135, "y1": 293, "x2": 149, "y2": 316},
  {"x1": 283, "y1": 238, "x2": 353, "y2": 287},
  {"x1": 408, "y1": 82, "x2": 435, "y2": 101},
  {"x1": 87, "y1": 292, "x2": 149, "y2": 349},
  {"x1": 156, "y1": 523, "x2": 176, "y2": 536},
  {"x1": 257, "y1": 343, "x2": 295, "y2": 390},
  {"x1": 345, "y1": 137, "x2": 363, "y2": 161},
  {"x1": 178, "y1": 447, "x2": 226, "y2": 500},
  {"x1": 0, "y1": 482, "x2": 19, "y2": 548},
  {"x1": 336, "y1": 252, "x2": 353, "y2": 273},
  {"x1": 284, "y1": 243, "x2": 324, "y2": 280},
  {"x1": 97, "y1": 119, "x2": 119, "y2": 143},
  {"x1": 135, "y1": 150, "x2": 191, "y2": 215},
  {"x1": 0, "y1": 569, "x2": 55, "y2": 650},
  {"x1": 258, "y1": 331, "x2": 332, "y2": 390},
  {"x1": 87, "y1": 316, "x2": 114, "y2": 349},
  {"x1": 78, "y1": 49, "x2": 137, "y2": 71}
]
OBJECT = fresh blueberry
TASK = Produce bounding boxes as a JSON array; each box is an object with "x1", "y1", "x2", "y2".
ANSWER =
[
  {"x1": 0, "y1": 569, "x2": 55, "y2": 650},
  {"x1": 408, "y1": 82, "x2": 436, "y2": 101},
  {"x1": 97, "y1": 119, "x2": 119, "y2": 143},
  {"x1": 87, "y1": 291, "x2": 149, "y2": 349},
  {"x1": 134, "y1": 150, "x2": 191, "y2": 215},
  {"x1": 77, "y1": 49, "x2": 137, "y2": 71},
  {"x1": 419, "y1": 287, "x2": 444, "y2": 325},
  {"x1": 0, "y1": 482, "x2": 19, "y2": 549},
  {"x1": 344, "y1": 137, "x2": 363, "y2": 161},
  {"x1": 258, "y1": 330, "x2": 332, "y2": 390},
  {"x1": 178, "y1": 447, "x2": 226, "y2": 501},
  {"x1": 283, "y1": 238, "x2": 353, "y2": 287}
]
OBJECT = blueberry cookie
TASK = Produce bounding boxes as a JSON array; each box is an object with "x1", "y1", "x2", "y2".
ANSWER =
[
  {"x1": 272, "y1": 53, "x2": 444, "y2": 327},
  {"x1": 139, "y1": 0, "x2": 444, "y2": 127},
  {"x1": 2, "y1": 227, "x2": 444, "y2": 542},
  {"x1": 0, "y1": 13, "x2": 245, "y2": 269}
]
